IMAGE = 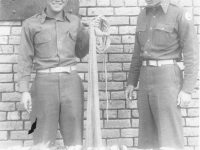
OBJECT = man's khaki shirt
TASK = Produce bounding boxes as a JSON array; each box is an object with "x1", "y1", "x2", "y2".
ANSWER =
[
  {"x1": 127, "y1": 0, "x2": 199, "y2": 93},
  {"x1": 18, "y1": 11, "x2": 89, "y2": 92}
]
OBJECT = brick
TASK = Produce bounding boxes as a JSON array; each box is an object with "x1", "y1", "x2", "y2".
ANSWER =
[
  {"x1": 123, "y1": 63, "x2": 131, "y2": 71},
  {"x1": 108, "y1": 17, "x2": 129, "y2": 25},
  {"x1": 23, "y1": 140, "x2": 33, "y2": 147},
  {"x1": 99, "y1": 82, "x2": 124, "y2": 90},
  {"x1": 186, "y1": 118, "x2": 199, "y2": 126},
  {"x1": 134, "y1": 137, "x2": 138, "y2": 146},
  {"x1": 0, "y1": 140, "x2": 23, "y2": 149},
  {"x1": 0, "y1": 112, "x2": 6, "y2": 121},
  {"x1": 109, "y1": 54, "x2": 132, "y2": 62},
  {"x1": 194, "y1": 16, "x2": 200, "y2": 25},
  {"x1": 0, "y1": 45, "x2": 14, "y2": 53},
  {"x1": 81, "y1": 53, "x2": 108, "y2": 63},
  {"x1": 107, "y1": 63, "x2": 123, "y2": 71},
  {"x1": 0, "y1": 27, "x2": 10, "y2": 35},
  {"x1": 194, "y1": 0, "x2": 200, "y2": 6},
  {"x1": 124, "y1": 44, "x2": 134, "y2": 53},
  {"x1": 188, "y1": 137, "x2": 199, "y2": 146},
  {"x1": 111, "y1": 0, "x2": 124, "y2": 6},
  {"x1": 189, "y1": 100, "x2": 199, "y2": 108},
  {"x1": 99, "y1": 72, "x2": 112, "y2": 81},
  {"x1": 108, "y1": 45, "x2": 123, "y2": 53},
  {"x1": 188, "y1": 109, "x2": 199, "y2": 117},
  {"x1": 181, "y1": 108, "x2": 187, "y2": 117},
  {"x1": 9, "y1": 36, "x2": 21, "y2": 44},
  {"x1": 130, "y1": 17, "x2": 138, "y2": 25},
  {"x1": 97, "y1": 0, "x2": 110, "y2": 6},
  {"x1": 0, "y1": 102, "x2": 15, "y2": 111},
  {"x1": 179, "y1": 0, "x2": 192, "y2": 6},
  {"x1": 0, "y1": 21, "x2": 21, "y2": 26},
  {"x1": 0, "y1": 131, "x2": 8, "y2": 140},
  {"x1": 107, "y1": 138, "x2": 133, "y2": 146},
  {"x1": 0, "y1": 55, "x2": 18, "y2": 63},
  {"x1": 0, "y1": 121, "x2": 23, "y2": 130},
  {"x1": 118, "y1": 110, "x2": 131, "y2": 118},
  {"x1": 104, "y1": 110, "x2": 117, "y2": 118},
  {"x1": 11, "y1": 27, "x2": 22, "y2": 35},
  {"x1": 132, "y1": 110, "x2": 139, "y2": 118},
  {"x1": 119, "y1": 26, "x2": 136, "y2": 34},
  {"x1": 194, "y1": 7, "x2": 200, "y2": 16},
  {"x1": 24, "y1": 121, "x2": 31, "y2": 130},
  {"x1": 0, "y1": 83, "x2": 14, "y2": 92},
  {"x1": 2, "y1": 92, "x2": 21, "y2": 102},
  {"x1": 100, "y1": 100, "x2": 125, "y2": 109},
  {"x1": 110, "y1": 35, "x2": 121, "y2": 43},
  {"x1": 125, "y1": 0, "x2": 137, "y2": 6},
  {"x1": 102, "y1": 129, "x2": 120, "y2": 138},
  {"x1": 7, "y1": 111, "x2": 20, "y2": 120},
  {"x1": 14, "y1": 45, "x2": 20, "y2": 53},
  {"x1": 110, "y1": 26, "x2": 119, "y2": 34},
  {"x1": 138, "y1": 0, "x2": 147, "y2": 6},
  {"x1": 111, "y1": 91, "x2": 125, "y2": 99},
  {"x1": 0, "y1": 74, "x2": 13, "y2": 82},
  {"x1": 76, "y1": 63, "x2": 88, "y2": 72},
  {"x1": 131, "y1": 119, "x2": 139, "y2": 127},
  {"x1": 115, "y1": 7, "x2": 140, "y2": 15},
  {"x1": 88, "y1": 8, "x2": 113, "y2": 16},
  {"x1": 0, "y1": 64, "x2": 12, "y2": 72},
  {"x1": 127, "y1": 100, "x2": 137, "y2": 108},
  {"x1": 80, "y1": 0, "x2": 96, "y2": 6},
  {"x1": 22, "y1": 112, "x2": 30, "y2": 120},
  {"x1": 79, "y1": 8, "x2": 86, "y2": 16},
  {"x1": 121, "y1": 129, "x2": 138, "y2": 137},
  {"x1": 183, "y1": 127, "x2": 199, "y2": 136},
  {"x1": 105, "y1": 119, "x2": 131, "y2": 128},
  {"x1": 113, "y1": 72, "x2": 126, "y2": 81},
  {"x1": 122, "y1": 35, "x2": 135, "y2": 43},
  {"x1": 16, "y1": 102, "x2": 26, "y2": 111},
  {"x1": 10, "y1": 131, "x2": 32, "y2": 139},
  {"x1": 0, "y1": 36, "x2": 8, "y2": 44}
]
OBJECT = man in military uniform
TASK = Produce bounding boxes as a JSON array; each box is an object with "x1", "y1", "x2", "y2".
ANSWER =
[
  {"x1": 125, "y1": 0, "x2": 199, "y2": 149},
  {"x1": 18, "y1": 0, "x2": 100, "y2": 147}
]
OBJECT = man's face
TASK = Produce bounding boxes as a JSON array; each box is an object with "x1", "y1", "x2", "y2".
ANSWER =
[
  {"x1": 46, "y1": 0, "x2": 69, "y2": 13},
  {"x1": 145, "y1": 0, "x2": 163, "y2": 7}
]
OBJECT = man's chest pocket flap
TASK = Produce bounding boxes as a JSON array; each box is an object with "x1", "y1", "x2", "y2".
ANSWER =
[{"x1": 34, "y1": 31, "x2": 52, "y2": 45}]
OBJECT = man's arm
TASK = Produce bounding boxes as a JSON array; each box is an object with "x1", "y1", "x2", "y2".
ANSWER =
[
  {"x1": 18, "y1": 20, "x2": 34, "y2": 113},
  {"x1": 75, "y1": 19, "x2": 89, "y2": 59},
  {"x1": 177, "y1": 10, "x2": 199, "y2": 107}
]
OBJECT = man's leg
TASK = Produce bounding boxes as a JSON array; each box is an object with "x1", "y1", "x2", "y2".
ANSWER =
[
  {"x1": 59, "y1": 72, "x2": 84, "y2": 146},
  {"x1": 30, "y1": 73, "x2": 60, "y2": 147},
  {"x1": 137, "y1": 66, "x2": 160, "y2": 149},
  {"x1": 149, "y1": 64, "x2": 184, "y2": 149}
]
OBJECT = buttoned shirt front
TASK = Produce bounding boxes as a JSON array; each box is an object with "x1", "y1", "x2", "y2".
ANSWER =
[
  {"x1": 127, "y1": 0, "x2": 199, "y2": 93},
  {"x1": 18, "y1": 10, "x2": 89, "y2": 92}
]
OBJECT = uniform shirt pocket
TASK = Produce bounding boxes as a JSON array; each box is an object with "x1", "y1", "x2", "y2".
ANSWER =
[
  {"x1": 153, "y1": 23, "x2": 174, "y2": 47},
  {"x1": 136, "y1": 23, "x2": 147, "y2": 46},
  {"x1": 34, "y1": 31, "x2": 55, "y2": 59},
  {"x1": 64, "y1": 31, "x2": 77, "y2": 57}
]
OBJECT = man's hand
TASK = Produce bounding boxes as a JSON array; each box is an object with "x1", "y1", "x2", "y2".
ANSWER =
[
  {"x1": 177, "y1": 91, "x2": 192, "y2": 108},
  {"x1": 21, "y1": 92, "x2": 32, "y2": 113},
  {"x1": 125, "y1": 85, "x2": 135, "y2": 101}
]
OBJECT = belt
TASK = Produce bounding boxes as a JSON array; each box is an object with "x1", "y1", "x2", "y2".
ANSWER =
[
  {"x1": 37, "y1": 66, "x2": 76, "y2": 73},
  {"x1": 142, "y1": 60, "x2": 176, "y2": 66}
]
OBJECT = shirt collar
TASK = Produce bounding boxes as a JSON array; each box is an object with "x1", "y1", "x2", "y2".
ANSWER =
[
  {"x1": 40, "y1": 8, "x2": 70, "y2": 24},
  {"x1": 145, "y1": 0, "x2": 170, "y2": 14}
]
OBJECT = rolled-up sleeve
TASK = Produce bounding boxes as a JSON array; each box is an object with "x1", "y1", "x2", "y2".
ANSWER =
[
  {"x1": 18, "y1": 20, "x2": 34, "y2": 92},
  {"x1": 178, "y1": 10, "x2": 199, "y2": 93},
  {"x1": 75, "y1": 20, "x2": 89, "y2": 59}
]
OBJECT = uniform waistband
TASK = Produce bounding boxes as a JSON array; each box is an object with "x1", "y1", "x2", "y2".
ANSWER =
[
  {"x1": 142, "y1": 60, "x2": 176, "y2": 66},
  {"x1": 37, "y1": 66, "x2": 76, "y2": 73}
]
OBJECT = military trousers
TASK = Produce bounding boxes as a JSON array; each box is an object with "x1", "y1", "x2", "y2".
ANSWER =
[
  {"x1": 137, "y1": 64, "x2": 184, "y2": 149},
  {"x1": 30, "y1": 71, "x2": 84, "y2": 147}
]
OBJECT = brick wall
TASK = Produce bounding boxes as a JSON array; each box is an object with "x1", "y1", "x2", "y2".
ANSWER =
[{"x1": 0, "y1": 0, "x2": 199, "y2": 149}]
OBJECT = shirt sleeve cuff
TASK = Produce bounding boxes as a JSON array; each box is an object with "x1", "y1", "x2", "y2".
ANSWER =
[
  {"x1": 19, "y1": 81, "x2": 30, "y2": 92},
  {"x1": 181, "y1": 74, "x2": 198, "y2": 93}
]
